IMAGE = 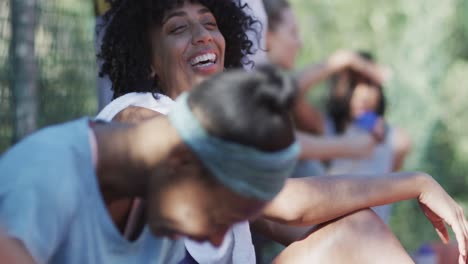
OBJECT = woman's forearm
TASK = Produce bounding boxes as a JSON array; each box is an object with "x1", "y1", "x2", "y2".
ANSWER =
[
  {"x1": 250, "y1": 217, "x2": 314, "y2": 246},
  {"x1": 291, "y1": 61, "x2": 340, "y2": 135},
  {"x1": 294, "y1": 50, "x2": 387, "y2": 96},
  {"x1": 262, "y1": 172, "x2": 429, "y2": 225},
  {"x1": 263, "y1": 172, "x2": 468, "y2": 260},
  {"x1": 0, "y1": 236, "x2": 35, "y2": 264},
  {"x1": 296, "y1": 131, "x2": 376, "y2": 160},
  {"x1": 292, "y1": 98, "x2": 325, "y2": 135},
  {"x1": 294, "y1": 62, "x2": 336, "y2": 96}
]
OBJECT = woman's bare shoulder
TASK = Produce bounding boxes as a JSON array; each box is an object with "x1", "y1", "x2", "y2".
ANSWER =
[{"x1": 113, "y1": 106, "x2": 162, "y2": 124}]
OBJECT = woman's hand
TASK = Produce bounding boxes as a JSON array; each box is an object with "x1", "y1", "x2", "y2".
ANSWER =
[
  {"x1": 418, "y1": 175, "x2": 468, "y2": 264},
  {"x1": 328, "y1": 50, "x2": 392, "y2": 85}
]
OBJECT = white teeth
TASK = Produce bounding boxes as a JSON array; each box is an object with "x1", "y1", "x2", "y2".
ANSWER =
[{"x1": 190, "y1": 53, "x2": 217, "y2": 66}]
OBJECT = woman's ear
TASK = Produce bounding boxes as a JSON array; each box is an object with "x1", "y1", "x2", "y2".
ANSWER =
[
  {"x1": 152, "y1": 146, "x2": 191, "y2": 185},
  {"x1": 150, "y1": 64, "x2": 161, "y2": 89},
  {"x1": 165, "y1": 144, "x2": 194, "y2": 168},
  {"x1": 150, "y1": 65, "x2": 157, "y2": 79}
]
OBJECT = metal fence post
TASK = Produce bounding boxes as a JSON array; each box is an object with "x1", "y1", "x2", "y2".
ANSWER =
[{"x1": 10, "y1": 0, "x2": 38, "y2": 142}]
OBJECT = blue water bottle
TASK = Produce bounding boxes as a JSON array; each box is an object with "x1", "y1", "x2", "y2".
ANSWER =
[{"x1": 415, "y1": 244, "x2": 437, "y2": 264}]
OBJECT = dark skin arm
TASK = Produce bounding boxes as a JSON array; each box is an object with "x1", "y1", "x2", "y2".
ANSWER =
[
  {"x1": 0, "y1": 236, "x2": 35, "y2": 264},
  {"x1": 250, "y1": 218, "x2": 314, "y2": 246},
  {"x1": 292, "y1": 96, "x2": 325, "y2": 135},
  {"x1": 113, "y1": 106, "x2": 163, "y2": 123},
  {"x1": 257, "y1": 173, "x2": 468, "y2": 263},
  {"x1": 110, "y1": 106, "x2": 162, "y2": 238}
]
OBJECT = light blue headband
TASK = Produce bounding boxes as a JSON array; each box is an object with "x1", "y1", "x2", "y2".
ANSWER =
[{"x1": 168, "y1": 92, "x2": 300, "y2": 201}]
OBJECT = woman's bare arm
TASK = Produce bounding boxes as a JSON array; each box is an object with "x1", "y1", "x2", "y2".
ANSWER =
[
  {"x1": 262, "y1": 172, "x2": 468, "y2": 262},
  {"x1": 292, "y1": 97, "x2": 325, "y2": 135},
  {"x1": 113, "y1": 106, "x2": 162, "y2": 123},
  {"x1": 250, "y1": 218, "x2": 314, "y2": 246},
  {"x1": 0, "y1": 236, "x2": 35, "y2": 264},
  {"x1": 294, "y1": 50, "x2": 389, "y2": 96},
  {"x1": 296, "y1": 131, "x2": 376, "y2": 160}
]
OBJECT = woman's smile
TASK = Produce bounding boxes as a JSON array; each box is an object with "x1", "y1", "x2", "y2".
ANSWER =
[{"x1": 187, "y1": 50, "x2": 220, "y2": 75}]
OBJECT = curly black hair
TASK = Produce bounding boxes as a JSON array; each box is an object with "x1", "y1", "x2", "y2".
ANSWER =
[{"x1": 98, "y1": 0, "x2": 260, "y2": 98}]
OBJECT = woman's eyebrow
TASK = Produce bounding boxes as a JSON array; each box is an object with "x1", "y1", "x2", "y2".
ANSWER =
[
  {"x1": 198, "y1": 7, "x2": 211, "y2": 15},
  {"x1": 162, "y1": 11, "x2": 187, "y2": 24},
  {"x1": 162, "y1": 7, "x2": 213, "y2": 24}
]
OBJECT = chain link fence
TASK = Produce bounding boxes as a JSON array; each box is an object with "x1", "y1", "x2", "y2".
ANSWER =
[{"x1": 0, "y1": 0, "x2": 97, "y2": 153}]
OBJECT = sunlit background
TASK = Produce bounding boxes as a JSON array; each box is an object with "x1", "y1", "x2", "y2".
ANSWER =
[{"x1": 1, "y1": 0, "x2": 467, "y2": 252}]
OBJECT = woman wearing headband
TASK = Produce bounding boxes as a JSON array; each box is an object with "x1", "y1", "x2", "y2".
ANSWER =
[{"x1": 0, "y1": 66, "x2": 300, "y2": 264}]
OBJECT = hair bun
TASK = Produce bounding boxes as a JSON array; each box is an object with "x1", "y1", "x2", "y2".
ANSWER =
[
  {"x1": 187, "y1": 64, "x2": 297, "y2": 152},
  {"x1": 253, "y1": 65, "x2": 297, "y2": 113}
]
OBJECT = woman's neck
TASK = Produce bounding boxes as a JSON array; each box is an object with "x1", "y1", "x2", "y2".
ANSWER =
[
  {"x1": 167, "y1": 87, "x2": 185, "y2": 100},
  {"x1": 93, "y1": 117, "x2": 178, "y2": 202}
]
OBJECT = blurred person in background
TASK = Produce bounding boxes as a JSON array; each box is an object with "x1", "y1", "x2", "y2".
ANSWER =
[
  {"x1": 325, "y1": 51, "x2": 412, "y2": 224},
  {"x1": 258, "y1": 1, "x2": 385, "y2": 260},
  {"x1": 263, "y1": 0, "x2": 390, "y2": 178},
  {"x1": 326, "y1": 52, "x2": 411, "y2": 173},
  {"x1": 262, "y1": 0, "x2": 410, "y2": 239}
]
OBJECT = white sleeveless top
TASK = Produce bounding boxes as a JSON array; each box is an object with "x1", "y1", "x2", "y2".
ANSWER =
[
  {"x1": 96, "y1": 92, "x2": 256, "y2": 264},
  {"x1": 96, "y1": 92, "x2": 174, "y2": 120}
]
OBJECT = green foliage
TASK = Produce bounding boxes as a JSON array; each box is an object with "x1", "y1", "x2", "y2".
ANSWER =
[
  {"x1": 291, "y1": 0, "x2": 468, "y2": 250},
  {"x1": 35, "y1": 1, "x2": 97, "y2": 125},
  {"x1": 0, "y1": 0, "x2": 97, "y2": 153},
  {"x1": 0, "y1": 0, "x2": 12, "y2": 152}
]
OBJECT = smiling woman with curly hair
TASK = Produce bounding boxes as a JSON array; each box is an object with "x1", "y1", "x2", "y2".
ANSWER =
[{"x1": 98, "y1": 0, "x2": 261, "y2": 98}]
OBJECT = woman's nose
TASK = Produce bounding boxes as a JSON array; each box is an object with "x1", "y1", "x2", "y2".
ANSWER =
[{"x1": 192, "y1": 24, "x2": 213, "y2": 45}]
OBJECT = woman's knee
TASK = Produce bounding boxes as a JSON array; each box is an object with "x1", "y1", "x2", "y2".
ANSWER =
[
  {"x1": 273, "y1": 209, "x2": 414, "y2": 264},
  {"x1": 336, "y1": 209, "x2": 388, "y2": 236}
]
